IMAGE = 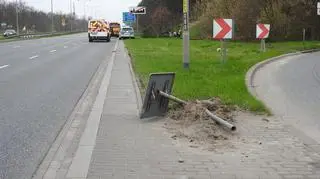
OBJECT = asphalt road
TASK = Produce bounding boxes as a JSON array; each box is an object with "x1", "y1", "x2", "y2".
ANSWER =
[
  {"x1": 253, "y1": 52, "x2": 320, "y2": 143},
  {"x1": 0, "y1": 34, "x2": 116, "y2": 179}
]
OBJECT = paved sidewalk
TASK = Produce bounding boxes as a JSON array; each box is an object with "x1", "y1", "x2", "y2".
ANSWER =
[{"x1": 82, "y1": 41, "x2": 320, "y2": 179}]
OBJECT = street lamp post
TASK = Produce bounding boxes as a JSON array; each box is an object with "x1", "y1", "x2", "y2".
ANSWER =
[
  {"x1": 70, "y1": 0, "x2": 73, "y2": 31},
  {"x1": 51, "y1": 0, "x2": 54, "y2": 34},
  {"x1": 15, "y1": 0, "x2": 19, "y2": 35},
  {"x1": 84, "y1": 0, "x2": 91, "y2": 29}
]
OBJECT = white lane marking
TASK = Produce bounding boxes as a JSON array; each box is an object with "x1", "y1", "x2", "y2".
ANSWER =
[
  {"x1": 0, "y1": 65, "x2": 9, "y2": 69},
  {"x1": 13, "y1": 45, "x2": 21, "y2": 48},
  {"x1": 29, "y1": 55, "x2": 39, "y2": 60},
  {"x1": 64, "y1": 46, "x2": 68, "y2": 48},
  {"x1": 50, "y1": 50, "x2": 57, "y2": 53}
]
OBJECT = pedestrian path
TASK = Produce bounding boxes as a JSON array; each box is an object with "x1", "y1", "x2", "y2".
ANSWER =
[{"x1": 82, "y1": 41, "x2": 320, "y2": 179}]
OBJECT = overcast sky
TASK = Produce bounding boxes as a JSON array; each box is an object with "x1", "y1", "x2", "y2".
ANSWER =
[{"x1": 6, "y1": 0, "x2": 141, "y2": 22}]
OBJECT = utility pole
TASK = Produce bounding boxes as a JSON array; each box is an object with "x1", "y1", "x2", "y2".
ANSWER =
[
  {"x1": 84, "y1": 0, "x2": 91, "y2": 31},
  {"x1": 73, "y1": 1, "x2": 75, "y2": 31},
  {"x1": 51, "y1": 0, "x2": 54, "y2": 34},
  {"x1": 70, "y1": 0, "x2": 73, "y2": 31},
  {"x1": 15, "y1": 0, "x2": 19, "y2": 35},
  {"x1": 183, "y1": 0, "x2": 190, "y2": 69}
]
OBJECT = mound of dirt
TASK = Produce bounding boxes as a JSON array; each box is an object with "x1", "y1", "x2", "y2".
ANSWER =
[{"x1": 164, "y1": 97, "x2": 237, "y2": 149}]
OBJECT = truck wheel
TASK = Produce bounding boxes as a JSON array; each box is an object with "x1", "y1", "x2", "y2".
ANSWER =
[
  {"x1": 106, "y1": 37, "x2": 111, "y2": 42},
  {"x1": 89, "y1": 38, "x2": 93, "y2": 42}
]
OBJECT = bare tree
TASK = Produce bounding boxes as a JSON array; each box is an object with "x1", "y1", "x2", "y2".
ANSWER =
[
  {"x1": 151, "y1": 6, "x2": 171, "y2": 37},
  {"x1": 0, "y1": 0, "x2": 86, "y2": 33}
]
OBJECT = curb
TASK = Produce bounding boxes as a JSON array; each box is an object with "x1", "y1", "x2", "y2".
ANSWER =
[
  {"x1": 245, "y1": 49, "x2": 320, "y2": 99},
  {"x1": 123, "y1": 41, "x2": 143, "y2": 115}
]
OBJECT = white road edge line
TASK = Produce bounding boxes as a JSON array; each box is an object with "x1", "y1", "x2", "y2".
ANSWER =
[
  {"x1": 29, "y1": 55, "x2": 39, "y2": 60},
  {"x1": 50, "y1": 50, "x2": 57, "y2": 53},
  {"x1": 66, "y1": 40, "x2": 119, "y2": 179},
  {"x1": 0, "y1": 65, "x2": 9, "y2": 69}
]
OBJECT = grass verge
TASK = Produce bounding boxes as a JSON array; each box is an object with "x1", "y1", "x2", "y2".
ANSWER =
[{"x1": 124, "y1": 38, "x2": 320, "y2": 112}]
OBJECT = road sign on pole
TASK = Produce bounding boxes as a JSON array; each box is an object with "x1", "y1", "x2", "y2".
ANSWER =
[
  {"x1": 122, "y1": 12, "x2": 135, "y2": 24},
  {"x1": 256, "y1": 24, "x2": 270, "y2": 39},
  {"x1": 213, "y1": 19, "x2": 233, "y2": 39},
  {"x1": 213, "y1": 19, "x2": 233, "y2": 63},
  {"x1": 129, "y1": 6, "x2": 146, "y2": 15},
  {"x1": 256, "y1": 24, "x2": 270, "y2": 52},
  {"x1": 183, "y1": 0, "x2": 190, "y2": 69}
]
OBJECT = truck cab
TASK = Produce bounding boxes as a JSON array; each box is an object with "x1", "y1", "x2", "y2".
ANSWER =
[{"x1": 88, "y1": 19, "x2": 111, "y2": 42}]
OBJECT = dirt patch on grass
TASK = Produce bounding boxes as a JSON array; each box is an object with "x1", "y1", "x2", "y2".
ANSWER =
[{"x1": 164, "y1": 97, "x2": 239, "y2": 151}]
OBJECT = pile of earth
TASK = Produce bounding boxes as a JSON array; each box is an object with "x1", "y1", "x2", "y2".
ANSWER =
[{"x1": 164, "y1": 97, "x2": 237, "y2": 149}]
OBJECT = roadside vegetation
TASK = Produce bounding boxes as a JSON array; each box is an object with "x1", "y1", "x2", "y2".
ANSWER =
[
  {"x1": 125, "y1": 38, "x2": 320, "y2": 112},
  {"x1": 0, "y1": 1, "x2": 86, "y2": 35}
]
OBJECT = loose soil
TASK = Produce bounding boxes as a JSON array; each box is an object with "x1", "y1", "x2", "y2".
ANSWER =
[{"x1": 164, "y1": 97, "x2": 239, "y2": 151}]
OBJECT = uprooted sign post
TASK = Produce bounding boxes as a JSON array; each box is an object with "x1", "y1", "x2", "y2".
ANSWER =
[{"x1": 213, "y1": 18, "x2": 233, "y2": 63}]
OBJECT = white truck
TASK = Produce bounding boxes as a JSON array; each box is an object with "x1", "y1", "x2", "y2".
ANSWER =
[{"x1": 88, "y1": 19, "x2": 111, "y2": 42}]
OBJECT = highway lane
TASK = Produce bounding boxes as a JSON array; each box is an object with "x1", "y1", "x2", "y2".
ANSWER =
[
  {"x1": 0, "y1": 34, "x2": 82, "y2": 67},
  {"x1": 0, "y1": 33, "x2": 116, "y2": 179},
  {"x1": 253, "y1": 52, "x2": 320, "y2": 143}
]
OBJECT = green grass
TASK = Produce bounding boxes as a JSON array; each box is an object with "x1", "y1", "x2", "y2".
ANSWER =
[{"x1": 124, "y1": 38, "x2": 320, "y2": 112}]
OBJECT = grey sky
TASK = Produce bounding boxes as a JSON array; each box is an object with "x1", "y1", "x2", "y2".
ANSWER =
[{"x1": 7, "y1": 0, "x2": 141, "y2": 22}]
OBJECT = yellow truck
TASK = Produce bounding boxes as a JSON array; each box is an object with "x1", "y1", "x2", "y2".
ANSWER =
[
  {"x1": 109, "y1": 22, "x2": 121, "y2": 37},
  {"x1": 88, "y1": 19, "x2": 111, "y2": 42}
]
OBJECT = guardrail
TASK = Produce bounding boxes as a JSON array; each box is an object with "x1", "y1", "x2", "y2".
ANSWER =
[{"x1": 2, "y1": 31, "x2": 85, "y2": 40}]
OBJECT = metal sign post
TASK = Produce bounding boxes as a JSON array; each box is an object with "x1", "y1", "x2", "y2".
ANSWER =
[
  {"x1": 183, "y1": 0, "x2": 190, "y2": 69},
  {"x1": 136, "y1": 14, "x2": 139, "y2": 34},
  {"x1": 213, "y1": 19, "x2": 233, "y2": 64},
  {"x1": 256, "y1": 24, "x2": 270, "y2": 52},
  {"x1": 303, "y1": 28, "x2": 306, "y2": 49},
  {"x1": 130, "y1": 6, "x2": 146, "y2": 35},
  {"x1": 260, "y1": 39, "x2": 266, "y2": 52},
  {"x1": 221, "y1": 39, "x2": 227, "y2": 63}
]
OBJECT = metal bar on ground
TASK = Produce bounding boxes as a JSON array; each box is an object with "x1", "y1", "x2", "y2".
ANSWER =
[
  {"x1": 159, "y1": 91, "x2": 187, "y2": 105},
  {"x1": 205, "y1": 109, "x2": 236, "y2": 131}
]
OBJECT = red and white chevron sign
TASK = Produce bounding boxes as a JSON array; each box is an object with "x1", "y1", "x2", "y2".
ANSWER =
[
  {"x1": 213, "y1": 19, "x2": 233, "y2": 39},
  {"x1": 256, "y1": 24, "x2": 270, "y2": 39}
]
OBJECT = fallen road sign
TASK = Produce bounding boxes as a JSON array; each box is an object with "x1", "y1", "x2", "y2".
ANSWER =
[
  {"x1": 140, "y1": 72, "x2": 175, "y2": 119},
  {"x1": 256, "y1": 24, "x2": 270, "y2": 39},
  {"x1": 213, "y1": 18, "x2": 233, "y2": 39}
]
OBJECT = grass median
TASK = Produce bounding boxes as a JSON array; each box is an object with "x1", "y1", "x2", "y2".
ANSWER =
[{"x1": 124, "y1": 38, "x2": 320, "y2": 112}]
